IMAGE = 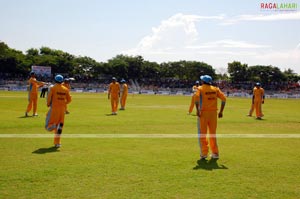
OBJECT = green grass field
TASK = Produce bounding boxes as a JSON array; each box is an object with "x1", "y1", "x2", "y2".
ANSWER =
[{"x1": 0, "y1": 91, "x2": 300, "y2": 199}]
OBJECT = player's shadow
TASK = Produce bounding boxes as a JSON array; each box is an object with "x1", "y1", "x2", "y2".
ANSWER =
[
  {"x1": 18, "y1": 115, "x2": 33, "y2": 118},
  {"x1": 32, "y1": 147, "x2": 59, "y2": 154},
  {"x1": 193, "y1": 159, "x2": 228, "y2": 171},
  {"x1": 105, "y1": 113, "x2": 117, "y2": 116},
  {"x1": 255, "y1": 118, "x2": 266, "y2": 121}
]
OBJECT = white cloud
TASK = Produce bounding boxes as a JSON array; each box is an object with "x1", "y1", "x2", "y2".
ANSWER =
[
  {"x1": 124, "y1": 13, "x2": 223, "y2": 55},
  {"x1": 221, "y1": 11, "x2": 300, "y2": 25},
  {"x1": 296, "y1": 42, "x2": 300, "y2": 50},
  {"x1": 255, "y1": 46, "x2": 300, "y2": 62},
  {"x1": 186, "y1": 39, "x2": 271, "y2": 49}
]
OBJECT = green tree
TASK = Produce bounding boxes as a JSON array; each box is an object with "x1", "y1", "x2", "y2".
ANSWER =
[
  {"x1": 248, "y1": 65, "x2": 286, "y2": 84},
  {"x1": 0, "y1": 42, "x2": 28, "y2": 75},
  {"x1": 227, "y1": 61, "x2": 249, "y2": 82},
  {"x1": 74, "y1": 56, "x2": 100, "y2": 78},
  {"x1": 283, "y1": 68, "x2": 300, "y2": 82},
  {"x1": 107, "y1": 56, "x2": 129, "y2": 79}
]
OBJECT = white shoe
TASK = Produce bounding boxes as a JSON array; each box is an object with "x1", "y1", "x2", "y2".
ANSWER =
[
  {"x1": 54, "y1": 144, "x2": 61, "y2": 148},
  {"x1": 33, "y1": 113, "x2": 38, "y2": 116},
  {"x1": 200, "y1": 155, "x2": 207, "y2": 160},
  {"x1": 211, "y1": 154, "x2": 219, "y2": 159}
]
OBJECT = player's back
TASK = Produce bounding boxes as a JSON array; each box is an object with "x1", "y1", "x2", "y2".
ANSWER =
[
  {"x1": 49, "y1": 84, "x2": 71, "y2": 107},
  {"x1": 198, "y1": 85, "x2": 226, "y2": 111}
]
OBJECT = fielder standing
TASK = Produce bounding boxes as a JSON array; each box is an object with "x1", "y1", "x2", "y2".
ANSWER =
[
  {"x1": 108, "y1": 77, "x2": 120, "y2": 115},
  {"x1": 25, "y1": 71, "x2": 45, "y2": 117},
  {"x1": 247, "y1": 82, "x2": 265, "y2": 119},
  {"x1": 120, "y1": 79, "x2": 128, "y2": 110},
  {"x1": 196, "y1": 75, "x2": 226, "y2": 160},
  {"x1": 45, "y1": 75, "x2": 72, "y2": 148}
]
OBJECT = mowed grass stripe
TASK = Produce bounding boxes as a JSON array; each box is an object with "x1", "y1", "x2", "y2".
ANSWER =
[{"x1": 1, "y1": 133, "x2": 300, "y2": 138}]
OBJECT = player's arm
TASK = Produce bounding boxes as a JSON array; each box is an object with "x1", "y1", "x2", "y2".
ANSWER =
[
  {"x1": 196, "y1": 103, "x2": 201, "y2": 117},
  {"x1": 218, "y1": 89, "x2": 226, "y2": 118},
  {"x1": 31, "y1": 78, "x2": 45, "y2": 87},
  {"x1": 218, "y1": 101, "x2": 226, "y2": 118},
  {"x1": 38, "y1": 81, "x2": 46, "y2": 87},
  {"x1": 108, "y1": 85, "x2": 111, "y2": 99},
  {"x1": 66, "y1": 91, "x2": 72, "y2": 104}
]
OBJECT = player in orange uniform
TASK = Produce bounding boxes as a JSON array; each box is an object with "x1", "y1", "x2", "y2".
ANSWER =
[
  {"x1": 247, "y1": 82, "x2": 265, "y2": 119},
  {"x1": 25, "y1": 71, "x2": 45, "y2": 117},
  {"x1": 188, "y1": 81, "x2": 200, "y2": 115},
  {"x1": 120, "y1": 79, "x2": 128, "y2": 110},
  {"x1": 196, "y1": 75, "x2": 226, "y2": 160},
  {"x1": 108, "y1": 77, "x2": 120, "y2": 115},
  {"x1": 45, "y1": 75, "x2": 72, "y2": 148}
]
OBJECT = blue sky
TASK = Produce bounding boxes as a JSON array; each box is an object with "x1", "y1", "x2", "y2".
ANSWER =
[{"x1": 1, "y1": 0, "x2": 300, "y2": 74}]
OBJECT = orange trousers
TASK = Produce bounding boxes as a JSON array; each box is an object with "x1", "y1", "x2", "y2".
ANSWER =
[
  {"x1": 249, "y1": 101, "x2": 263, "y2": 118},
  {"x1": 26, "y1": 93, "x2": 38, "y2": 114},
  {"x1": 120, "y1": 94, "x2": 127, "y2": 109},
  {"x1": 45, "y1": 106, "x2": 66, "y2": 145},
  {"x1": 110, "y1": 95, "x2": 119, "y2": 113},
  {"x1": 197, "y1": 111, "x2": 219, "y2": 157}
]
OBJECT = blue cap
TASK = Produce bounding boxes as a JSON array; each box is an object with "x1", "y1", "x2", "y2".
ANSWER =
[
  {"x1": 255, "y1": 82, "x2": 261, "y2": 86},
  {"x1": 195, "y1": 81, "x2": 199, "y2": 84},
  {"x1": 200, "y1": 75, "x2": 212, "y2": 84},
  {"x1": 30, "y1": 71, "x2": 35, "y2": 75},
  {"x1": 121, "y1": 79, "x2": 126, "y2": 83},
  {"x1": 55, "y1": 74, "x2": 64, "y2": 83}
]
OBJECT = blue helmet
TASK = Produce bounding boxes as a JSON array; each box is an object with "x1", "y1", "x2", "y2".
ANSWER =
[
  {"x1": 55, "y1": 74, "x2": 64, "y2": 83},
  {"x1": 120, "y1": 79, "x2": 126, "y2": 83},
  {"x1": 200, "y1": 75, "x2": 212, "y2": 84},
  {"x1": 255, "y1": 82, "x2": 261, "y2": 86}
]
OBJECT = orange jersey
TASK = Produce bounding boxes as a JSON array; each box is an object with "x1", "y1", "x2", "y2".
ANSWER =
[
  {"x1": 28, "y1": 77, "x2": 43, "y2": 94},
  {"x1": 108, "y1": 82, "x2": 120, "y2": 97},
  {"x1": 253, "y1": 87, "x2": 264, "y2": 102},
  {"x1": 193, "y1": 86, "x2": 200, "y2": 103},
  {"x1": 121, "y1": 83, "x2": 128, "y2": 95},
  {"x1": 197, "y1": 84, "x2": 226, "y2": 111},
  {"x1": 47, "y1": 84, "x2": 72, "y2": 107}
]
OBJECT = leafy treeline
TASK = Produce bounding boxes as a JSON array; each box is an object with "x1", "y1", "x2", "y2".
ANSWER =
[{"x1": 0, "y1": 42, "x2": 299, "y2": 84}]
